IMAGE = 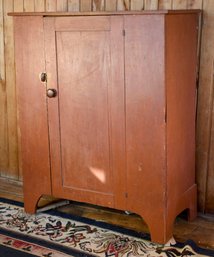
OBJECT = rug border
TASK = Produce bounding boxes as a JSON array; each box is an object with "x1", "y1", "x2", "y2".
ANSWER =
[
  {"x1": 0, "y1": 227, "x2": 98, "y2": 257},
  {"x1": 0, "y1": 197, "x2": 214, "y2": 257},
  {"x1": 0, "y1": 242, "x2": 39, "y2": 257}
]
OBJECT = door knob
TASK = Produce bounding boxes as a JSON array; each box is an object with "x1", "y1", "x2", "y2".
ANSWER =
[{"x1": 47, "y1": 89, "x2": 57, "y2": 98}]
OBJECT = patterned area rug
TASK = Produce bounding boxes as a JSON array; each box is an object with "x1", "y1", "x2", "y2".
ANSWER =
[{"x1": 0, "y1": 198, "x2": 213, "y2": 257}]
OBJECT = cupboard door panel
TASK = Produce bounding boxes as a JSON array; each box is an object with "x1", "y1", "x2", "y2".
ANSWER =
[
  {"x1": 57, "y1": 30, "x2": 112, "y2": 193},
  {"x1": 125, "y1": 15, "x2": 166, "y2": 215},
  {"x1": 44, "y1": 16, "x2": 125, "y2": 207}
]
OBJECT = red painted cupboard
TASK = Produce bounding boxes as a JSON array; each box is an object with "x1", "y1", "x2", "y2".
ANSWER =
[{"x1": 11, "y1": 10, "x2": 200, "y2": 243}]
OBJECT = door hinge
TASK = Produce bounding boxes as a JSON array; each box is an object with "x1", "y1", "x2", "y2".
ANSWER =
[
  {"x1": 165, "y1": 110, "x2": 167, "y2": 123},
  {"x1": 123, "y1": 29, "x2": 125, "y2": 36},
  {"x1": 40, "y1": 72, "x2": 47, "y2": 83}
]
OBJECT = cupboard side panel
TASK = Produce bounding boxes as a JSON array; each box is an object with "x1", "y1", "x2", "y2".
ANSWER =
[
  {"x1": 125, "y1": 15, "x2": 166, "y2": 222},
  {"x1": 166, "y1": 14, "x2": 199, "y2": 214},
  {"x1": 14, "y1": 16, "x2": 51, "y2": 211}
]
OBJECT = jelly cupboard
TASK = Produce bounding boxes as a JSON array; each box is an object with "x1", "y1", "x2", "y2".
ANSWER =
[{"x1": 10, "y1": 10, "x2": 200, "y2": 243}]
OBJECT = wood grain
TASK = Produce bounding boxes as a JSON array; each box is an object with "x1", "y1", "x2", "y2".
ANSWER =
[
  {"x1": 46, "y1": 0, "x2": 57, "y2": 11},
  {"x1": 0, "y1": 0, "x2": 5, "y2": 80},
  {"x1": 130, "y1": 0, "x2": 144, "y2": 10},
  {"x1": 92, "y1": 0, "x2": 104, "y2": 11},
  {"x1": 0, "y1": 0, "x2": 5, "y2": 82},
  {"x1": 0, "y1": 0, "x2": 8, "y2": 175},
  {"x1": 187, "y1": 0, "x2": 203, "y2": 9},
  {"x1": 0, "y1": 0, "x2": 5, "y2": 81},
  {"x1": 14, "y1": 0, "x2": 24, "y2": 11},
  {"x1": 0, "y1": 0, "x2": 9, "y2": 176},
  {"x1": 68, "y1": 0, "x2": 79, "y2": 11},
  {"x1": 158, "y1": 0, "x2": 172, "y2": 9},
  {"x1": 9, "y1": 0, "x2": 23, "y2": 181},
  {"x1": 80, "y1": 0, "x2": 92, "y2": 11},
  {"x1": 172, "y1": 0, "x2": 187, "y2": 9},
  {"x1": 206, "y1": 64, "x2": 214, "y2": 213},
  {"x1": 57, "y1": 0, "x2": 68, "y2": 11},
  {"x1": 117, "y1": 0, "x2": 129, "y2": 10},
  {"x1": 105, "y1": 0, "x2": 117, "y2": 11},
  {"x1": 23, "y1": 0, "x2": 35, "y2": 11},
  {"x1": 144, "y1": 0, "x2": 158, "y2": 10},
  {"x1": 34, "y1": 0, "x2": 45, "y2": 11},
  {"x1": 3, "y1": 0, "x2": 19, "y2": 179},
  {"x1": 196, "y1": 0, "x2": 214, "y2": 212}
]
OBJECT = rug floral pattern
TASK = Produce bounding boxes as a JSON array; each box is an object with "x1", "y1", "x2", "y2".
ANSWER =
[{"x1": 0, "y1": 202, "x2": 207, "y2": 257}]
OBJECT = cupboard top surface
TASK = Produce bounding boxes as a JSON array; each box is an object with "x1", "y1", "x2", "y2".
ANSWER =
[{"x1": 8, "y1": 10, "x2": 201, "y2": 17}]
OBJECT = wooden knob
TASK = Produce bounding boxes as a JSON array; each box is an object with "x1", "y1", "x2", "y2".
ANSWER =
[{"x1": 47, "y1": 89, "x2": 57, "y2": 98}]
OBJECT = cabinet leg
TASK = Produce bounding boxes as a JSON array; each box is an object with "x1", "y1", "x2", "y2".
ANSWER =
[
  {"x1": 144, "y1": 215, "x2": 174, "y2": 244},
  {"x1": 187, "y1": 186, "x2": 197, "y2": 222},
  {"x1": 187, "y1": 202, "x2": 197, "y2": 221},
  {"x1": 24, "y1": 194, "x2": 41, "y2": 214}
]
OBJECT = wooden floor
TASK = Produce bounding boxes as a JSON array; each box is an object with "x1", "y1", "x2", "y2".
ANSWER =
[{"x1": 0, "y1": 178, "x2": 213, "y2": 250}]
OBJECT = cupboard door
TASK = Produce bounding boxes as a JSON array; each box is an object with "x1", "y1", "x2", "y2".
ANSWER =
[
  {"x1": 125, "y1": 16, "x2": 166, "y2": 219},
  {"x1": 44, "y1": 16, "x2": 126, "y2": 208}
]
